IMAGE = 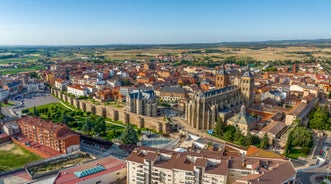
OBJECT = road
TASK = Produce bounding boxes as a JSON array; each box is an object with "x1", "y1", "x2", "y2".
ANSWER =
[
  {"x1": 296, "y1": 136, "x2": 331, "y2": 184},
  {"x1": 1, "y1": 100, "x2": 22, "y2": 117},
  {"x1": 296, "y1": 164, "x2": 331, "y2": 184}
]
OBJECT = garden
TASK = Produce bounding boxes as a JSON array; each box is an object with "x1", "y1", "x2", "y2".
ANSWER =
[{"x1": 23, "y1": 103, "x2": 126, "y2": 141}]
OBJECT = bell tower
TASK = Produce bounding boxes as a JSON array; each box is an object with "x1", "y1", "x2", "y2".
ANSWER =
[
  {"x1": 215, "y1": 64, "x2": 230, "y2": 89},
  {"x1": 241, "y1": 64, "x2": 254, "y2": 106}
]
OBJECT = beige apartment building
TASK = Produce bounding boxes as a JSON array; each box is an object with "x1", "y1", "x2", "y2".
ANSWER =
[{"x1": 127, "y1": 147, "x2": 296, "y2": 184}]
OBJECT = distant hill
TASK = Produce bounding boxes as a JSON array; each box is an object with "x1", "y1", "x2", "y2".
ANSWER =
[
  {"x1": 101, "y1": 38, "x2": 331, "y2": 49},
  {"x1": 2, "y1": 38, "x2": 331, "y2": 49}
]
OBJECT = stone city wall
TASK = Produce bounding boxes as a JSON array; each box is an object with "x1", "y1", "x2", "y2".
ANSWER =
[{"x1": 52, "y1": 88, "x2": 167, "y2": 133}]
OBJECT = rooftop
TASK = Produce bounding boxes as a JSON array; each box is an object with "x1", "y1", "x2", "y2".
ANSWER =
[
  {"x1": 127, "y1": 147, "x2": 296, "y2": 183},
  {"x1": 246, "y1": 146, "x2": 285, "y2": 159},
  {"x1": 160, "y1": 86, "x2": 186, "y2": 93},
  {"x1": 199, "y1": 85, "x2": 237, "y2": 98},
  {"x1": 54, "y1": 156, "x2": 126, "y2": 184}
]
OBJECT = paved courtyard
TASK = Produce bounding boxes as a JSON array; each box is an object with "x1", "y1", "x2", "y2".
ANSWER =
[{"x1": 15, "y1": 94, "x2": 59, "y2": 112}]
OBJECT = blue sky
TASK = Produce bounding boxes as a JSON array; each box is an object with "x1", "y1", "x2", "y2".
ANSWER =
[{"x1": 0, "y1": 0, "x2": 330, "y2": 45}]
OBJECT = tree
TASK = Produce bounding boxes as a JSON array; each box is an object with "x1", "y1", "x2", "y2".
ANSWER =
[
  {"x1": 243, "y1": 131, "x2": 253, "y2": 146},
  {"x1": 83, "y1": 117, "x2": 93, "y2": 133},
  {"x1": 309, "y1": 106, "x2": 331, "y2": 130},
  {"x1": 224, "y1": 131, "x2": 234, "y2": 141},
  {"x1": 260, "y1": 133, "x2": 270, "y2": 149},
  {"x1": 120, "y1": 123, "x2": 139, "y2": 145},
  {"x1": 233, "y1": 128, "x2": 243, "y2": 142},
  {"x1": 291, "y1": 127, "x2": 313, "y2": 147},
  {"x1": 223, "y1": 125, "x2": 236, "y2": 141},
  {"x1": 214, "y1": 117, "x2": 224, "y2": 137},
  {"x1": 94, "y1": 117, "x2": 106, "y2": 136},
  {"x1": 251, "y1": 135, "x2": 261, "y2": 146},
  {"x1": 301, "y1": 146, "x2": 310, "y2": 154},
  {"x1": 284, "y1": 130, "x2": 292, "y2": 154},
  {"x1": 33, "y1": 106, "x2": 39, "y2": 116},
  {"x1": 61, "y1": 113, "x2": 70, "y2": 125}
]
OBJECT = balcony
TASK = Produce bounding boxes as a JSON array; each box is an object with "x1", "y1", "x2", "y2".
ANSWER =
[
  {"x1": 151, "y1": 175, "x2": 159, "y2": 180},
  {"x1": 137, "y1": 173, "x2": 145, "y2": 178},
  {"x1": 152, "y1": 172, "x2": 159, "y2": 176},
  {"x1": 185, "y1": 176, "x2": 194, "y2": 181},
  {"x1": 185, "y1": 172, "x2": 194, "y2": 176},
  {"x1": 136, "y1": 177, "x2": 145, "y2": 182}
]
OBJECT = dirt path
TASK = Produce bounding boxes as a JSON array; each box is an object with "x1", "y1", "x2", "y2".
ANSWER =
[{"x1": 0, "y1": 142, "x2": 24, "y2": 155}]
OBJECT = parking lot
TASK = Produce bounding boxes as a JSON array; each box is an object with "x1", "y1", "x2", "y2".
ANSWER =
[{"x1": 14, "y1": 93, "x2": 59, "y2": 113}]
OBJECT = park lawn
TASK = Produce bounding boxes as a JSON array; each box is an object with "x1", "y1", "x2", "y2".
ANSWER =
[
  {"x1": 26, "y1": 102, "x2": 66, "y2": 112},
  {"x1": 286, "y1": 148, "x2": 307, "y2": 159},
  {"x1": 0, "y1": 142, "x2": 41, "y2": 172}
]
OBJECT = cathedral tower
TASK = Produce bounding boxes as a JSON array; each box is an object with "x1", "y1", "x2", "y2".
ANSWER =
[
  {"x1": 215, "y1": 64, "x2": 230, "y2": 89},
  {"x1": 241, "y1": 65, "x2": 254, "y2": 106}
]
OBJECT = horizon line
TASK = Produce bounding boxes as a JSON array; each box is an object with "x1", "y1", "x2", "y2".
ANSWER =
[{"x1": 1, "y1": 37, "x2": 331, "y2": 47}]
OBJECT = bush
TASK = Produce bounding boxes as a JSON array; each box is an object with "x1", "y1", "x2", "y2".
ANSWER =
[
  {"x1": 224, "y1": 131, "x2": 234, "y2": 141},
  {"x1": 301, "y1": 146, "x2": 310, "y2": 155}
]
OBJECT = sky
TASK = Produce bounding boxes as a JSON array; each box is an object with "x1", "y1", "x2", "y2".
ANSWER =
[{"x1": 0, "y1": 0, "x2": 331, "y2": 45}]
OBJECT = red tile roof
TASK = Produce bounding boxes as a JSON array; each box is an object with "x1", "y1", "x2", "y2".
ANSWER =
[
  {"x1": 246, "y1": 146, "x2": 285, "y2": 159},
  {"x1": 54, "y1": 156, "x2": 126, "y2": 184}
]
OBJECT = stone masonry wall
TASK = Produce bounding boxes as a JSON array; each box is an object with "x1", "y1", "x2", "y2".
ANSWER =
[{"x1": 52, "y1": 88, "x2": 167, "y2": 133}]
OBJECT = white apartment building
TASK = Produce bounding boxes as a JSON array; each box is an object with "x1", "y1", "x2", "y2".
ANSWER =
[
  {"x1": 127, "y1": 147, "x2": 296, "y2": 184},
  {"x1": 127, "y1": 147, "x2": 228, "y2": 184},
  {"x1": 26, "y1": 81, "x2": 45, "y2": 93},
  {"x1": 67, "y1": 84, "x2": 89, "y2": 97},
  {"x1": 55, "y1": 79, "x2": 71, "y2": 91}
]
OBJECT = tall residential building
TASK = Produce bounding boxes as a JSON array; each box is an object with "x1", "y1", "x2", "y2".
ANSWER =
[
  {"x1": 126, "y1": 89, "x2": 157, "y2": 117},
  {"x1": 127, "y1": 147, "x2": 296, "y2": 184},
  {"x1": 215, "y1": 65, "x2": 230, "y2": 89},
  {"x1": 17, "y1": 116, "x2": 80, "y2": 154}
]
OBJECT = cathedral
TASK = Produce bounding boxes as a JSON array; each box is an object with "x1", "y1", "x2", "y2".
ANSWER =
[
  {"x1": 185, "y1": 65, "x2": 254, "y2": 130},
  {"x1": 126, "y1": 89, "x2": 158, "y2": 117}
]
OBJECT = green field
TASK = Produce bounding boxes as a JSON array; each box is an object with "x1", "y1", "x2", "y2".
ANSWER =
[
  {"x1": 0, "y1": 142, "x2": 41, "y2": 172},
  {"x1": 0, "y1": 56, "x2": 38, "y2": 64},
  {"x1": 0, "y1": 65, "x2": 45, "y2": 74}
]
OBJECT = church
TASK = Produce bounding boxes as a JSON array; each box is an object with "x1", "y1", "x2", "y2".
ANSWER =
[{"x1": 185, "y1": 65, "x2": 254, "y2": 130}]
